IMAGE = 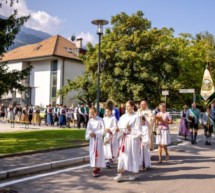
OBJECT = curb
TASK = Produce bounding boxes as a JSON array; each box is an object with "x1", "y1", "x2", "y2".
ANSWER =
[
  {"x1": 0, "y1": 144, "x2": 89, "y2": 159},
  {"x1": 0, "y1": 156, "x2": 90, "y2": 181}
]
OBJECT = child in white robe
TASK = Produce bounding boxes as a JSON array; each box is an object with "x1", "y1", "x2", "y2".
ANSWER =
[
  {"x1": 103, "y1": 107, "x2": 119, "y2": 168},
  {"x1": 85, "y1": 107, "x2": 106, "y2": 177},
  {"x1": 140, "y1": 116, "x2": 151, "y2": 169},
  {"x1": 114, "y1": 101, "x2": 142, "y2": 182}
]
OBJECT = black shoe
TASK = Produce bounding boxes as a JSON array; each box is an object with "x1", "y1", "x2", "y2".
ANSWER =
[
  {"x1": 205, "y1": 141, "x2": 208, "y2": 146},
  {"x1": 194, "y1": 141, "x2": 197, "y2": 144},
  {"x1": 208, "y1": 142, "x2": 211, "y2": 145},
  {"x1": 106, "y1": 162, "x2": 111, "y2": 169},
  {"x1": 191, "y1": 140, "x2": 194, "y2": 145}
]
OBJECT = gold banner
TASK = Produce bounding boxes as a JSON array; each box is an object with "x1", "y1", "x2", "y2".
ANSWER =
[{"x1": 201, "y1": 69, "x2": 215, "y2": 101}]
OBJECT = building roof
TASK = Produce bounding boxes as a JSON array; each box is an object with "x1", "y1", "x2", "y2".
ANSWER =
[{"x1": 2, "y1": 35, "x2": 82, "y2": 62}]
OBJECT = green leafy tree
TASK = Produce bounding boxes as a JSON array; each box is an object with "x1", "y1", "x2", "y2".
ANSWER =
[
  {"x1": 59, "y1": 11, "x2": 211, "y2": 108},
  {"x1": 58, "y1": 73, "x2": 97, "y2": 106},
  {"x1": 195, "y1": 31, "x2": 215, "y2": 72},
  {"x1": 0, "y1": 0, "x2": 31, "y2": 97}
]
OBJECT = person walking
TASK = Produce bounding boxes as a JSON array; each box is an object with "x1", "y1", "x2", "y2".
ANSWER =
[
  {"x1": 7, "y1": 104, "x2": 15, "y2": 122},
  {"x1": 155, "y1": 103, "x2": 173, "y2": 163},
  {"x1": 140, "y1": 115, "x2": 151, "y2": 170},
  {"x1": 202, "y1": 107, "x2": 214, "y2": 145},
  {"x1": 77, "y1": 104, "x2": 85, "y2": 128},
  {"x1": 85, "y1": 107, "x2": 106, "y2": 177},
  {"x1": 46, "y1": 104, "x2": 54, "y2": 126},
  {"x1": 59, "y1": 105, "x2": 67, "y2": 128},
  {"x1": 114, "y1": 100, "x2": 142, "y2": 182},
  {"x1": 32, "y1": 106, "x2": 41, "y2": 126},
  {"x1": 137, "y1": 100, "x2": 155, "y2": 150},
  {"x1": 28, "y1": 105, "x2": 33, "y2": 124},
  {"x1": 186, "y1": 103, "x2": 201, "y2": 144},
  {"x1": 103, "y1": 107, "x2": 119, "y2": 168},
  {"x1": 179, "y1": 105, "x2": 190, "y2": 140}
]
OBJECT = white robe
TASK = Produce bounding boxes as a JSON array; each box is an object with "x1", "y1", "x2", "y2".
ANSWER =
[
  {"x1": 137, "y1": 108, "x2": 155, "y2": 150},
  {"x1": 85, "y1": 116, "x2": 105, "y2": 168},
  {"x1": 117, "y1": 112, "x2": 142, "y2": 173},
  {"x1": 140, "y1": 125, "x2": 151, "y2": 168},
  {"x1": 103, "y1": 115, "x2": 119, "y2": 160}
]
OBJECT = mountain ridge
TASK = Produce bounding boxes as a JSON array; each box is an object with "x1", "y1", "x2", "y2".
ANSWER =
[
  {"x1": 0, "y1": 14, "x2": 52, "y2": 50},
  {"x1": 9, "y1": 26, "x2": 52, "y2": 50}
]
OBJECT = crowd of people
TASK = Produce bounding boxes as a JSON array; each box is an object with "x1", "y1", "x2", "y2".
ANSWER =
[
  {"x1": 1, "y1": 99, "x2": 214, "y2": 182},
  {"x1": 85, "y1": 100, "x2": 215, "y2": 181},
  {"x1": 179, "y1": 102, "x2": 215, "y2": 146},
  {"x1": 85, "y1": 100, "x2": 172, "y2": 181},
  {"x1": 0, "y1": 103, "x2": 92, "y2": 128}
]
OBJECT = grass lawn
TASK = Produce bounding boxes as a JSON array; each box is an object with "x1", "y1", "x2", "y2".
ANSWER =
[{"x1": 0, "y1": 129, "x2": 87, "y2": 155}]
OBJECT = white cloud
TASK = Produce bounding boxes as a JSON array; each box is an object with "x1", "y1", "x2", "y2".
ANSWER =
[
  {"x1": 0, "y1": 0, "x2": 62, "y2": 34},
  {"x1": 25, "y1": 11, "x2": 62, "y2": 34},
  {"x1": 77, "y1": 32, "x2": 97, "y2": 46},
  {"x1": 0, "y1": 0, "x2": 29, "y2": 16}
]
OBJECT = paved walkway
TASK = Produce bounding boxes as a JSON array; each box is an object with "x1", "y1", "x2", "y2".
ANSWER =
[
  {"x1": 0, "y1": 147, "x2": 89, "y2": 171},
  {"x1": 1, "y1": 120, "x2": 210, "y2": 179},
  {"x1": 0, "y1": 121, "x2": 81, "y2": 133},
  {"x1": 0, "y1": 121, "x2": 182, "y2": 172},
  {"x1": 1, "y1": 132, "x2": 215, "y2": 193}
]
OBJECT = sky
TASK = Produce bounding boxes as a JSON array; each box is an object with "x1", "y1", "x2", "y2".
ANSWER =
[{"x1": 1, "y1": 0, "x2": 215, "y2": 45}]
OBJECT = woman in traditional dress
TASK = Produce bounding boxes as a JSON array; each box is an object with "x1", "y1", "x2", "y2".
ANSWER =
[
  {"x1": 85, "y1": 107, "x2": 105, "y2": 177},
  {"x1": 155, "y1": 103, "x2": 173, "y2": 163},
  {"x1": 7, "y1": 104, "x2": 15, "y2": 122},
  {"x1": 59, "y1": 105, "x2": 67, "y2": 128},
  {"x1": 32, "y1": 106, "x2": 41, "y2": 126},
  {"x1": 66, "y1": 108, "x2": 72, "y2": 128},
  {"x1": 114, "y1": 100, "x2": 142, "y2": 182},
  {"x1": 179, "y1": 105, "x2": 190, "y2": 140},
  {"x1": 15, "y1": 105, "x2": 22, "y2": 122},
  {"x1": 20, "y1": 106, "x2": 29, "y2": 123},
  {"x1": 103, "y1": 107, "x2": 119, "y2": 168},
  {"x1": 46, "y1": 104, "x2": 54, "y2": 126}
]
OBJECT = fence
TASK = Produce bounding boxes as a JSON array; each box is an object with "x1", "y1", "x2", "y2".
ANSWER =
[{"x1": 170, "y1": 112, "x2": 181, "y2": 120}]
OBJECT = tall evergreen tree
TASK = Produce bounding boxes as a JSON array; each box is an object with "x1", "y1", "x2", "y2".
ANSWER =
[{"x1": 0, "y1": 0, "x2": 31, "y2": 97}]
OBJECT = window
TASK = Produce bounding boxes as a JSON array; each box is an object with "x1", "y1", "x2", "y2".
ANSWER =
[
  {"x1": 52, "y1": 74, "x2": 57, "y2": 86},
  {"x1": 51, "y1": 60, "x2": 58, "y2": 72},
  {"x1": 52, "y1": 87, "x2": 57, "y2": 97},
  {"x1": 50, "y1": 60, "x2": 58, "y2": 105}
]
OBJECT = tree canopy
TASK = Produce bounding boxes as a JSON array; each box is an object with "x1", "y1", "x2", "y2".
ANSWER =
[
  {"x1": 0, "y1": 0, "x2": 31, "y2": 97},
  {"x1": 58, "y1": 11, "x2": 213, "y2": 108}
]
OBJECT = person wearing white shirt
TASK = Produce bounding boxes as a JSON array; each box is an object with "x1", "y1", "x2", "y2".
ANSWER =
[
  {"x1": 140, "y1": 116, "x2": 151, "y2": 169},
  {"x1": 137, "y1": 100, "x2": 155, "y2": 150},
  {"x1": 114, "y1": 100, "x2": 142, "y2": 182},
  {"x1": 103, "y1": 107, "x2": 119, "y2": 168},
  {"x1": 85, "y1": 107, "x2": 106, "y2": 177}
]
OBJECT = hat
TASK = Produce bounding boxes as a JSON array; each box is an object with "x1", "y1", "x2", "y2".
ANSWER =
[{"x1": 183, "y1": 105, "x2": 189, "y2": 109}]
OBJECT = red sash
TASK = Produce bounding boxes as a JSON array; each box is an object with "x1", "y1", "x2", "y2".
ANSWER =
[
  {"x1": 118, "y1": 133, "x2": 130, "y2": 156},
  {"x1": 94, "y1": 137, "x2": 98, "y2": 158}
]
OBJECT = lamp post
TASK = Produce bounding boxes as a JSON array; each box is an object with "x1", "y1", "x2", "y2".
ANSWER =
[{"x1": 91, "y1": 19, "x2": 108, "y2": 113}]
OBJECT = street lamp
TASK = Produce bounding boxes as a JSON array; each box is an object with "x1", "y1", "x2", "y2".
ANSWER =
[{"x1": 91, "y1": 19, "x2": 109, "y2": 113}]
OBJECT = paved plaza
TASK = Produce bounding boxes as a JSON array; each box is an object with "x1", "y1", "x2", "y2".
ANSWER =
[{"x1": 0, "y1": 121, "x2": 214, "y2": 193}]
